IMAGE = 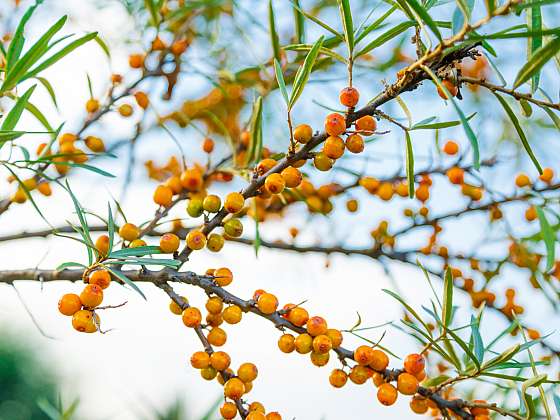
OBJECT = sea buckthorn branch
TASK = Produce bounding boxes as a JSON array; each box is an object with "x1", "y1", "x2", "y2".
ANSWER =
[
  {"x1": 392, "y1": 182, "x2": 560, "y2": 237},
  {"x1": 459, "y1": 76, "x2": 560, "y2": 111},
  {"x1": 174, "y1": 42, "x2": 482, "y2": 266}
]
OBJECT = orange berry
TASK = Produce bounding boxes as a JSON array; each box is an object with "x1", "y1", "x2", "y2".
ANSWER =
[
  {"x1": 443, "y1": 140, "x2": 459, "y2": 155},
  {"x1": 220, "y1": 305, "x2": 241, "y2": 324},
  {"x1": 278, "y1": 333, "x2": 296, "y2": 353},
  {"x1": 200, "y1": 366, "x2": 217, "y2": 380},
  {"x1": 404, "y1": 353, "x2": 425, "y2": 375},
  {"x1": 372, "y1": 371, "x2": 385, "y2": 387},
  {"x1": 246, "y1": 412, "x2": 266, "y2": 420},
  {"x1": 397, "y1": 372, "x2": 419, "y2": 395},
  {"x1": 257, "y1": 158, "x2": 277, "y2": 175},
  {"x1": 370, "y1": 349, "x2": 389, "y2": 371},
  {"x1": 190, "y1": 351, "x2": 210, "y2": 369},
  {"x1": 313, "y1": 152, "x2": 333, "y2": 171},
  {"x1": 182, "y1": 307, "x2": 202, "y2": 327},
  {"x1": 169, "y1": 296, "x2": 188, "y2": 315},
  {"x1": 306, "y1": 316, "x2": 328, "y2": 336},
  {"x1": 293, "y1": 124, "x2": 313, "y2": 144},
  {"x1": 266, "y1": 413, "x2": 281, "y2": 420},
  {"x1": 210, "y1": 351, "x2": 231, "y2": 370},
  {"x1": 202, "y1": 137, "x2": 214, "y2": 153},
  {"x1": 80, "y1": 284, "x2": 103, "y2": 308},
  {"x1": 355, "y1": 115, "x2": 376, "y2": 135},
  {"x1": 130, "y1": 239, "x2": 147, "y2": 248},
  {"x1": 345, "y1": 134, "x2": 364, "y2": 153},
  {"x1": 165, "y1": 176, "x2": 182, "y2": 194},
  {"x1": 95, "y1": 235, "x2": 110, "y2": 256},
  {"x1": 346, "y1": 199, "x2": 358, "y2": 212},
  {"x1": 171, "y1": 39, "x2": 188, "y2": 55},
  {"x1": 312, "y1": 334, "x2": 332, "y2": 354},
  {"x1": 515, "y1": 173, "x2": 531, "y2": 188},
  {"x1": 377, "y1": 182, "x2": 394, "y2": 201},
  {"x1": 89, "y1": 269, "x2": 111, "y2": 289},
  {"x1": 84, "y1": 136, "x2": 105, "y2": 153},
  {"x1": 339, "y1": 86, "x2": 359, "y2": 107},
  {"x1": 214, "y1": 267, "x2": 233, "y2": 286},
  {"x1": 118, "y1": 104, "x2": 133, "y2": 117},
  {"x1": 153, "y1": 185, "x2": 173, "y2": 207},
  {"x1": 206, "y1": 233, "x2": 225, "y2": 252},
  {"x1": 238, "y1": 362, "x2": 258, "y2": 383},
  {"x1": 111, "y1": 73, "x2": 123, "y2": 84},
  {"x1": 349, "y1": 365, "x2": 372, "y2": 385},
  {"x1": 71, "y1": 309, "x2": 97, "y2": 333},
  {"x1": 220, "y1": 401, "x2": 237, "y2": 419},
  {"x1": 248, "y1": 402, "x2": 265, "y2": 413},
  {"x1": 447, "y1": 167, "x2": 464, "y2": 185},
  {"x1": 354, "y1": 345, "x2": 375, "y2": 366},
  {"x1": 257, "y1": 292, "x2": 279, "y2": 314},
  {"x1": 410, "y1": 396, "x2": 429, "y2": 414},
  {"x1": 180, "y1": 168, "x2": 204, "y2": 192},
  {"x1": 310, "y1": 351, "x2": 330, "y2": 367},
  {"x1": 329, "y1": 368, "x2": 348, "y2": 388},
  {"x1": 377, "y1": 383, "x2": 398, "y2": 406},
  {"x1": 224, "y1": 192, "x2": 245, "y2": 213},
  {"x1": 129, "y1": 53, "x2": 145, "y2": 68},
  {"x1": 415, "y1": 184, "x2": 430, "y2": 202},
  {"x1": 281, "y1": 166, "x2": 302, "y2": 188},
  {"x1": 265, "y1": 173, "x2": 285, "y2": 195},
  {"x1": 37, "y1": 182, "x2": 52, "y2": 197},
  {"x1": 202, "y1": 194, "x2": 221, "y2": 213},
  {"x1": 323, "y1": 136, "x2": 345, "y2": 159},
  {"x1": 470, "y1": 400, "x2": 489, "y2": 416},
  {"x1": 539, "y1": 167, "x2": 554, "y2": 183},
  {"x1": 86, "y1": 98, "x2": 99, "y2": 113},
  {"x1": 294, "y1": 333, "x2": 313, "y2": 354},
  {"x1": 525, "y1": 206, "x2": 537, "y2": 222},
  {"x1": 207, "y1": 327, "x2": 227, "y2": 346},
  {"x1": 224, "y1": 377, "x2": 245, "y2": 400},
  {"x1": 58, "y1": 293, "x2": 82, "y2": 316},
  {"x1": 134, "y1": 91, "x2": 149, "y2": 109},
  {"x1": 119, "y1": 223, "x2": 140, "y2": 241},
  {"x1": 437, "y1": 79, "x2": 458, "y2": 99},
  {"x1": 205, "y1": 296, "x2": 223, "y2": 314},
  {"x1": 287, "y1": 307, "x2": 309, "y2": 327},
  {"x1": 326, "y1": 328, "x2": 343, "y2": 348},
  {"x1": 186, "y1": 229, "x2": 206, "y2": 250},
  {"x1": 324, "y1": 113, "x2": 346, "y2": 136}
]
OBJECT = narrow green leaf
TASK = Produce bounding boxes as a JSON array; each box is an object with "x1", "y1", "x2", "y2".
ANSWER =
[
  {"x1": 422, "y1": 375, "x2": 451, "y2": 387},
  {"x1": 107, "y1": 203, "x2": 115, "y2": 255},
  {"x1": 1, "y1": 85, "x2": 36, "y2": 131},
  {"x1": 247, "y1": 96, "x2": 263, "y2": 165},
  {"x1": 55, "y1": 261, "x2": 87, "y2": 271},
  {"x1": 94, "y1": 34, "x2": 111, "y2": 58},
  {"x1": 471, "y1": 315, "x2": 484, "y2": 363},
  {"x1": 442, "y1": 267, "x2": 453, "y2": 329},
  {"x1": 20, "y1": 32, "x2": 98, "y2": 83},
  {"x1": 536, "y1": 206, "x2": 556, "y2": 271},
  {"x1": 355, "y1": 21, "x2": 415, "y2": 57},
  {"x1": 338, "y1": 0, "x2": 354, "y2": 54},
  {"x1": 289, "y1": 1, "x2": 342, "y2": 39},
  {"x1": 273, "y1": 59, "x2": 289, "y2": 105},
  {"x1": 355, "y1": 5, "x2": 397, "y2": 44},
  {"x1": 6, "y1": 3, "x2": 39, "y2": 74},
  {"x1": 514, "y1": 37, "x2": 560, "y2": 88},
  {"x1": 35, "y1": 77, "x2": 58, "y2": 109},
  {"x1": 292, "y1": 0, "x2": 305, "y2": 43},
  {"x1": 24, "y1": 99, "x2": 53, "y2": 132},
  {"x1": 492, "y1": 93, "x2": 542, "y2": 174},
  {"x1": 383, "y1": 289, "x2": 432, "y2": 335},
  {"x1": 422, "y1": 66, "x2": 480, "y2": 169},
  {"x1": 405, "y1": 131, "x2": 414, "y2": 198},
  {"x1": 109, "y1": 246, "x2": 162, "y2": 258},
  {"x1": 284, "y1": 44, "x2": 347, "y2": 63},
  {"x1": 107, "y1": 267, "x2": 146, "y2": 300},
  {"x1": 482, "y1": 344, "x2": 521, "y2": 369},
  {"x1": 268, "y1": 0, "x2": 281, "y2": 62},
  {"x1": 289, "y1": 35, "x2": 324, "y2": 109},
  {"x1": 553, "y1": 394, "x2": 560, "y2": 417},
  {"x1": 402, "y1": 0, "x2": 443, "y2": 41},
  {"x1": 66, "y1": 181, "x2": 94, "y2": 265},
  {"x1": 527, "y1": 5, "x2": 543, "y2": 92},
  {"x1": 411, "y1": 112, "x2": 476, "y2": 130}
]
